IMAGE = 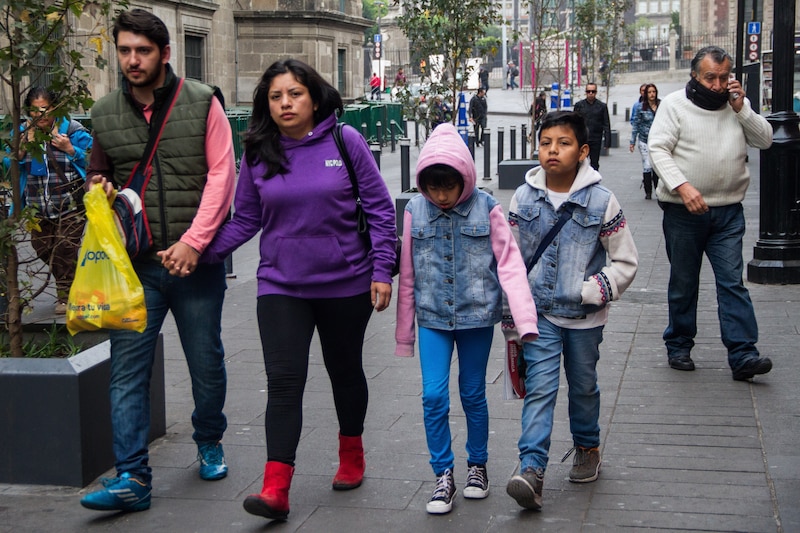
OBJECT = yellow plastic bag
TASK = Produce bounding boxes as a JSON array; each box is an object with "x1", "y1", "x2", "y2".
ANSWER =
[{"x1": 67, "y1": 184, "x2": 147, "y2": 335}]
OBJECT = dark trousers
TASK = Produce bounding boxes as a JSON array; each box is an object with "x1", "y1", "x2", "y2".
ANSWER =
[
  {"x1": 473, "y1": 118, "x2": 486, "y2": 144},
  {"x1": 257, "y1": 292, "x2": 374, "y2": 465},
  {"x1": 31, "y1": 210, "x2": 85, "y2": 302},
  {"x1": 587, "y1": 141, "x2": 602, "y2": 171}
]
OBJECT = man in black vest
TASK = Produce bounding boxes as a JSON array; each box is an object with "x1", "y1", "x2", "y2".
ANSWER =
[
  {"x1": 79, "y1": 9, "x2": 236, "y2": 513},
  {"x1": 573, "y1": 83, "x2": 611, "y2": 170}
]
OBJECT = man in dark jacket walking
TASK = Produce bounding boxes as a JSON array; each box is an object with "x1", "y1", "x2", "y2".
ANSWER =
[
  {"x1": 469, "y1": 88, "x2": 488, "y2": 145},
  {"x1": 573, "y1": 83, "x2": 611, "y2": 170}
]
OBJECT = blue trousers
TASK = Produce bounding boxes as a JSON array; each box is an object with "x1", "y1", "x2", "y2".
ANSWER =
[
  {"x1": 418, "y1": 326, "x2": 493, "y2": 475},
  {"x1": 108, "y1": 261, "x2": 228, "y2": 484}
]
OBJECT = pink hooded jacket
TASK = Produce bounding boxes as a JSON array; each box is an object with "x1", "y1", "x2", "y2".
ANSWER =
[{"x1": 394, "y1": 123, "x2": 538, "y2": 356}]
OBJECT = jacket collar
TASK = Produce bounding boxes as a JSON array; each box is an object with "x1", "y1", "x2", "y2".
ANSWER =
[{"x1": 424, "y1": 188, "x2": 479, "y2": 220}]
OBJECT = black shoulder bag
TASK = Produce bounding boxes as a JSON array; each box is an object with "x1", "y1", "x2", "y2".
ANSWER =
[
  {"x1": 525, "y1": 203, "x2": 575, "y2": 273},
  {"x1": 332, "y1": 122, "x2": 400, "y2": 277}
]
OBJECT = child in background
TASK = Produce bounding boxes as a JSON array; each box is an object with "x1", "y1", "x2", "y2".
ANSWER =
[
  {"x1": 395, "y1": 123, "x2": 538, "y2": 515},
  {"x1": 504, "y1": 111, "x2": 638, "y2": 511}
]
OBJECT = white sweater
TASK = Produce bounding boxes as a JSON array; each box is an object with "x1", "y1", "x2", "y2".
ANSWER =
[{"x1": 647, "y1": 89, "x2": 773, "y2": 206}]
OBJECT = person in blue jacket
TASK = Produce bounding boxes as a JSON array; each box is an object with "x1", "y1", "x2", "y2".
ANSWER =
[{"x1": 4, "y1": 87, "x2": 92, "y2": 314}]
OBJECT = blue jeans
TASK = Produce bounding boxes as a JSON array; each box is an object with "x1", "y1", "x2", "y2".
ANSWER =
[
  {"x1": 108, "y1": 261, "x2": 228, "y2": 484},
  {"x1": 419, "y1": 326, "x2": 493, "y2": 475},
  {"x1": 518, "y1": 316, "x2": 603, "y2": 473},
  {"x1": 661, "y1": 202, "x2": 760, "y2": 370}
]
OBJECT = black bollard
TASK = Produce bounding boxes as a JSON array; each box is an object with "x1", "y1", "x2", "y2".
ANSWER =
[
  {"x1": 224, "y1": 254, "x2": 236, "y2": 279},
  {"x1": 625, "y1": 107, "x2": 630, "y2": 122},
  {"x1": 510, "y1": 126, "x2": 517, "y2": 160},
  {"x1": 361, "y1": 122, "x2": 368, "y2": 139},
  {"x1": 403, "y1": 116, "x2": 408, "y2": 138},
  {"x1": 400, "y1": 138, "x2": 411, "y2": 192},
  {"x1": 468, "y1": 134, "x2": 476, "y2": 159},
  {"x1": 521, "y1": 124, "x2": 527, "y2": 159},
  {"x1": 376, "y1": 121, "x2": 383, "y2": 148},
  {"x1": 497, "y1": 127, "x2": 504, "y2": 164},
  {"x1": 483, "y1": 128, "x2": 491, "y2": 180},
  {"x1": 390, "y1": 120, "x2": 397, "y2": 153},
  {"x1": 370, "y1": 142, "x2": 381, "y2": 169},
  {"x1": 613, "y1": 102, "x2": 617, "y2": 115}
]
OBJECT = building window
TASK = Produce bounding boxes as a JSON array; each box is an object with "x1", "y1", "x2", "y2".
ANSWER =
[
  {"x1": 185, "y1": 35, "x2": 204, "y2": 81},
  {"x1": 338, "y1": 49, "x2": 346, "y2": 94}
]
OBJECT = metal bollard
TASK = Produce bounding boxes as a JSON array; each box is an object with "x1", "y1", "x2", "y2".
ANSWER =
[
  {"x1": 483, "y1": 128, "x2": 491, "y2": 180},
  {"x1": 497, "y1": 126, "x2": 504, "y2": 165},
  {"x1": 400, "y1": 138, "x2": 411, "y2": 191},
  {"x1": 613, "y1": 102, "x2": 617, "y2": 115},
  {"x1": 468, "y1": 134, "x2": 476, "y2": 159},
  {"x1": 510, "y1": 126, "x2": 517, "y2": 160},
  {"x1": 390, "y1": 120, "x2": 397, "y2": 153},
  {"x1": 361, "y1": 122, "x2": 368, "y2": 139},
  {"x1": 521, "y1": 124, "x2": 527, "y2": 159},
  {"x1": 403, "y1": 116, "x2": 408, "y2": 138},
  {"x1": 370, "y1": 142, "x2": 381, "y2": 169},
  {"x1": 625, "y1": 107, "x2": 630, "y2": 122},
  {"x1": 376, "y1": 121, "x2": 383, "y2": 148}
]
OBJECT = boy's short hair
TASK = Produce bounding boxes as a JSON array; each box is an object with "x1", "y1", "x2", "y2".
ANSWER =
[
  {"x1": 538, "y1": 111, "x2": 589, "y2": 147},
  {"x1": 418, "y1": 164, "x2": 464, "y2": 191}
]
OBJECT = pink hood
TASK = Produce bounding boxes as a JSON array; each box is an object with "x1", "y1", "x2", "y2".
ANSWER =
[{"x1": 415, "y1": 123, "x2": 476, "y2": 206}]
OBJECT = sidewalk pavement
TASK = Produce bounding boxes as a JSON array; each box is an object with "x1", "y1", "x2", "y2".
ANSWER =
[{"x1": 2, "y1": 83, "x2": 798, "y2": 533}]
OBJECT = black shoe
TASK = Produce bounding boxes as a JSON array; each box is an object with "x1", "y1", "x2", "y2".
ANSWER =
[
  {"x1": 732, "y1": 357, "x2": 772, "y2": 381},
  {"x1": 668, "y1": 355, "x2": 695, "y2": 371}
]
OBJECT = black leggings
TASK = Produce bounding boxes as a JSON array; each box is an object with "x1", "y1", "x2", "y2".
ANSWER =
[{"x1": 256, "y1": 293, "x2": 373, "y2": 465}]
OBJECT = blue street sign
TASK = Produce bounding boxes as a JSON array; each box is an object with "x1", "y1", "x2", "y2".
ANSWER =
[
  {"x1": 747, "y1": 21, "x2": 761, "y2": 35},
  {"x1": 374, "y1": 33, "x2": 382, "y2": 43}
]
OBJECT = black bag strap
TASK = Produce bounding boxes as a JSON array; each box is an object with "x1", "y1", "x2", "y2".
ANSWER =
[
  {"x1": 526, "y1": 203, "x2": 575, "y2": 273},
  {"x1": 332, "y1": 122, "x2": 359, "y2": 201},
  {"x1": 126, "y1": 77, "x2": 184, "y2": 192}
]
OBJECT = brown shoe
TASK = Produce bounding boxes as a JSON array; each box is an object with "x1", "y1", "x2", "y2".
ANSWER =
[{"x1": 54, "y1": 301, "x2": 67, "y2": 315}]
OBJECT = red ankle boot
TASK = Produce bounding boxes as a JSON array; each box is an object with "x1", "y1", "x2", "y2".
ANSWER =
[
  {"x1": 332, "y1": 433, "x2": 365, "y2": 490},
  {"x1": 243, "y1": 461, "x2": 294, "y2": 520}
]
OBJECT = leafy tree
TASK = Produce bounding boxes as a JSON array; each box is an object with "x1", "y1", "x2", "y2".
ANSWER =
[
  {"x1": 362, "y1": 0, "x2": 389, "y2": 46},
  {"x1": 0, "y1": 0, "x2": 124, "y2": 357},
  {"x1": 395, "y1": 0, "x2": 502, "y2": 125},
  {"x1": 574, "y1": 0, "x2": 633, "y2": 97}
]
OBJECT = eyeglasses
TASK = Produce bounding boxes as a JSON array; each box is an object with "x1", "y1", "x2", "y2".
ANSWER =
[{"x1": 585, "y1": 90, "x2": 597, "y2": 94}]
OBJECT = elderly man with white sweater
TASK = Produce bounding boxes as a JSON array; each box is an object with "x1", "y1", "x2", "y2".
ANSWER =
[{"x1": 648, "y1": 45, "x2": 774, "y2": 381}]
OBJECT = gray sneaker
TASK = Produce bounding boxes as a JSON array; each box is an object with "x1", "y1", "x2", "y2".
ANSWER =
[
  {"x1": 565, "y1": 446, "x2": 601, "y2": 483},
  {"x1": 506, "y1": 467, "x2": 543, "y2": 510}
]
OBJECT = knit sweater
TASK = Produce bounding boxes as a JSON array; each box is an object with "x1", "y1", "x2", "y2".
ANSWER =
[{"x1": 648, "y1": 90, "x2": 772, "y2": 206}]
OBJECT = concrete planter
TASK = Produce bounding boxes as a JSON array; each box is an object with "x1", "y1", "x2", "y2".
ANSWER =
[{"x1": 0, "y1": 333, "x2": 166, "y2": 487}]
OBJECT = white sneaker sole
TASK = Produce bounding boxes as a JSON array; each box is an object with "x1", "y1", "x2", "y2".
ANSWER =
[
  {"x1": 463, "y1": 484, "x2": 489, "y2": 499},
  {"x1": 426, "y1": 488, "x2": 457, "y2": 514}
]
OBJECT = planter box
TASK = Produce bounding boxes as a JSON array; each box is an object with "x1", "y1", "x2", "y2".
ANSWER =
[
  {"x1": 498, "y1": 159, "x2": 539, "y2": 190},
  {"x1": 0, "y1": 333, "x2": 165, "y2": 487}
]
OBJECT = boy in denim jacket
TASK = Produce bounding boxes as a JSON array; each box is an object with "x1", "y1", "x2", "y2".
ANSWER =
[
  {"x1": 505, "y1": 112, "x2": 638, "y2": 511},
  {"x1": 395, "y1": 123, "x2": 538, "y2": 514}
]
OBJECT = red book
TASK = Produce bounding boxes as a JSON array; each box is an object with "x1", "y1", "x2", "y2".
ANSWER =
[{"x1": 506, "y1": 340, "x2": 526, "y2": 399}]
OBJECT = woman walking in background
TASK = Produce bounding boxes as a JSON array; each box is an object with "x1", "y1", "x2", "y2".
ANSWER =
[{"x1": 630, "y1": 83, "x2": 660, "y2": 199}]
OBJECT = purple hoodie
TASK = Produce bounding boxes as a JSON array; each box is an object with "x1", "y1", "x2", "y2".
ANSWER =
[
  {"x1": 204, "y1": 114, "x2": 396, "y2": 298},
  {"x1": 394, "y1": 124, "x2": 538, "y2": 356}
]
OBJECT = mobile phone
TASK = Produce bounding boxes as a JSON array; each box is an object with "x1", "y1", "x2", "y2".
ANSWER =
[{"x1": 729, "y1": 74, "x2": 740, "y2": 100}]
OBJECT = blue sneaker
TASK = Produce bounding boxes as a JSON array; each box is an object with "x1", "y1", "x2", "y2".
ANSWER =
[
  {"x1": 80, "y1": 472, "x2": 151, "y2": 512},
  {"x1": 198, "y1": 441, "x2": 228, "y2": 481}
]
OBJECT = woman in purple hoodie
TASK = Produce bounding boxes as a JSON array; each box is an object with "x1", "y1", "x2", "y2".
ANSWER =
[
  {"x1": 395, "y1": 124, "x2": 538, "y2": 514},
  {"x1": 203, "y1": 59, "x2": 396, "y2": 521}
]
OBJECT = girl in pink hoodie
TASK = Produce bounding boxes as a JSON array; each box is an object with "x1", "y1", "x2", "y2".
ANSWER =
[{"x1": 395, "y1": 123, "x2": 538, "y2": 514}]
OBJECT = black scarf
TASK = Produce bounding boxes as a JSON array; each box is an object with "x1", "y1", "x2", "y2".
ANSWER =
[{"x1": 685, "y1": 77, "x2": 729, "y2": 110}]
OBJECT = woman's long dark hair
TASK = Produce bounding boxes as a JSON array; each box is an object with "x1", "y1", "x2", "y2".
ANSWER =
[
  {"x1": 245, "y1": 59, "x2": 343, "y2": 179},
  {"x1": 643, "y1": 83, "x2": 660, "y2": 113}
]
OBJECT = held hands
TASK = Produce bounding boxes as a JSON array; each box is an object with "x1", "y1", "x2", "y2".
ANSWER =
[
  {"x1": 371, "y1": 281, "x2": 392, "y2": 312},
  {"x1": 158, "y1": 242, "x2": 201, "y2": 278}
]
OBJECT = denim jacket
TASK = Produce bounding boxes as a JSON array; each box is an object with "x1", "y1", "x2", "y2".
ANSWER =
[
  {"x1": 511, "y1": 178, "x2": 613, "y2": 318},
  {"x1": 408, "y1": 189, "x2": 503, "y2": 329}
]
